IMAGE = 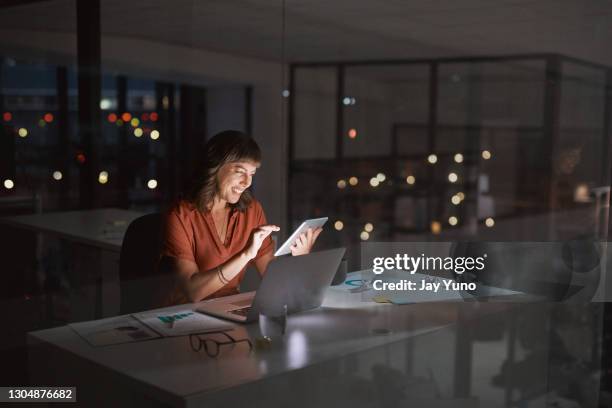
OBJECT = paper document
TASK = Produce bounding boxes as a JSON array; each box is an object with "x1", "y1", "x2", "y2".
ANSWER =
[
  {"x1": 132, "y1": 309, "x2": 234, "y2": 337},
  {"x1": 69, "y1": 315, "x2": 161, "y2": 347}
]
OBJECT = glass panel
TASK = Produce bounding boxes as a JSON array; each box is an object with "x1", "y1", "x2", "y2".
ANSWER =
[
  {"x1": 1, "y1": 59, "x2": 60, "y2": 206},
  {"x1": 293, "y1": 66, "x2": 337, "y2": 160},
  {"x1": 344, "y1": 65, "x2": 430, "y2": 158}
]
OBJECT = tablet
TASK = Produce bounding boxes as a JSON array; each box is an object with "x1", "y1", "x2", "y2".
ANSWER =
[{"x1": 274, "y1": 217, "x2": 328, "y2": 256}]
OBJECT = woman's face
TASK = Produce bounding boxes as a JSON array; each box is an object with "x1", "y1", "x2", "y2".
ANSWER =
[{"x1": 216, "y1": 160, "x2": 259, "y2": 204}]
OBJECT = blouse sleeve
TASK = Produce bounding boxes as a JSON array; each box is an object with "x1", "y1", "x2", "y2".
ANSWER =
[{"x1": 160, "y1": 208, "x2": 196, "y2": 263}]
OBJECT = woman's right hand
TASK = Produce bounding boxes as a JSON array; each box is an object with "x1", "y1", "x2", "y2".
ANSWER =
[{"x1": 244, "y1": 224, "x2": 279, "y2": 260}]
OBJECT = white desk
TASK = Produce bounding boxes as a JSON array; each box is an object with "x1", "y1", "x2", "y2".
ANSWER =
[
  {"x1": 27, "y1": 286, "x2": 541, "y2": 408},
  {"x1": 0, "y1": 208, "x2": 143, "y2": 252}
]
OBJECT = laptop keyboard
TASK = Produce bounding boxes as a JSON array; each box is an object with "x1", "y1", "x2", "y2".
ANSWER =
[{"x1": 229, "y1": 307, "x2": 251, "y2": 317}]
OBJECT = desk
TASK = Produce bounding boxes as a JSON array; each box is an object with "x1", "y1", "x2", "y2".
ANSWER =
[
  {"x1": 27, "y1": 285, "x2": 554, "y2": 408},
  {"x1": 0, "y1": 208, "x2": 143, "y2": 253}
]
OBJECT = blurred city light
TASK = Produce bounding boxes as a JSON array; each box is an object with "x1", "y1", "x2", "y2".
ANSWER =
[{"x1": 98, "y1": 171, "x2": 109, "y2": 184}]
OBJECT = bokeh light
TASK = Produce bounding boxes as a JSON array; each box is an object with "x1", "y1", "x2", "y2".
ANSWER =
[
  {"x1": 98, "y1": 171, "x2": 109, "y2": 185},
  {"x1": 147, "y1": 179, "x2": 158, "y2": 189}
]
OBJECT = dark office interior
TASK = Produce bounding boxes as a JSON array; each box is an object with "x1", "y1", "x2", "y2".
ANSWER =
[{"x1": 1, "y1": 1, "x2": 612, "y2": 407}]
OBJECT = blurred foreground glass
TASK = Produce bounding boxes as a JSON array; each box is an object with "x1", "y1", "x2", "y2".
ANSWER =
[{"x1": 258, "y1": 304, "x2": 287, "y2": 340}]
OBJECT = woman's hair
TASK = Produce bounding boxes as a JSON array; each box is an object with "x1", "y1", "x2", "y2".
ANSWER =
[{"x1": 186, "y1": 130, "x2": 261, "y2": 212}]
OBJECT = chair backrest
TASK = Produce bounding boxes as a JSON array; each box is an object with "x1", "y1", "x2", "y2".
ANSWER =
[{"x1": 119, "y1": 213, "x2": 169, "y2": 314}]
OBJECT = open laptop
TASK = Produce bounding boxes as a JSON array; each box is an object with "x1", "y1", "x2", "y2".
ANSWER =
[{"x1": 196, "y1": 248, "x2": 346, "y2": 322}]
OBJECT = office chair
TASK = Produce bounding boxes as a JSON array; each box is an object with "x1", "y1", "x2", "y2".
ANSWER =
[{"x1": 119, "y1": 213, "x2": 171, "y2": 314}]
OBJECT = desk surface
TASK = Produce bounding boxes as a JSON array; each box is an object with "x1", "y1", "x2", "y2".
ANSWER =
[
  {"x1": 28, "y1": 284, "x2": 523, "y2": 407},
  {"x1": 0, "y1": 208, "x2": 143, "y2": 252}
]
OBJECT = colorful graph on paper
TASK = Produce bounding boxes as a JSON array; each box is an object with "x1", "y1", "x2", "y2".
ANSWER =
[
  {"x1": 157, "y1": 312, "x2": 194, "y2": 324},
  {"x1": 132, "y1": 309, "x2": 233, "y2": 337}
]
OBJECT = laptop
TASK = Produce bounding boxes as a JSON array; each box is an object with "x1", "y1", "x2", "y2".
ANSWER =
[{"x1": 196, "y1": 248, "x2": 346, "y2": 322}]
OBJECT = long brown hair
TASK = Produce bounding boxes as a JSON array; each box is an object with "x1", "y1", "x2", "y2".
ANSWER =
[{"x1": 186, "y1": 130, "x2": 261, "y2": 212}]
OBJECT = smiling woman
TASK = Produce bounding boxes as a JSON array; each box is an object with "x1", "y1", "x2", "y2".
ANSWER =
[{"x1": 159, "y1": 130, "x2": 321, "y2": 305}]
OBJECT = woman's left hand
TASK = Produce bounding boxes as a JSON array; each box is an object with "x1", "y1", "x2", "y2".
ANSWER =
[{"x1": 290, "y1": 227, "x2": 323, "y2": 256}]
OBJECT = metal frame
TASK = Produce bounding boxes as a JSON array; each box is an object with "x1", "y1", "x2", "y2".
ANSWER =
[
  {"x1": 56, "y1": 66, "x2": 70, "y2": 208},
  {"x1": 76, "y1": 0, "x2": 101, "y2": 209},
  {"x1": 116, "y1": 75, "x2": 129, "y2": 208}
]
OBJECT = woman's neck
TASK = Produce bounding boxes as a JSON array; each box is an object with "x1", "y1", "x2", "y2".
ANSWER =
[{"x1": 210, "y1": 196, "x2": 228, "y2": 213}]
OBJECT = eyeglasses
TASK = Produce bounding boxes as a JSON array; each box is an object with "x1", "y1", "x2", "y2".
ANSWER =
[{"x1": 189, "y1": 331, "x2": 253, "y2": 358}]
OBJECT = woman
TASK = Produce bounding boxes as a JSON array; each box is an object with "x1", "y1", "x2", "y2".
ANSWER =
[{"x1": 160, "y1": 130, "x2": 321, "y2": 304}]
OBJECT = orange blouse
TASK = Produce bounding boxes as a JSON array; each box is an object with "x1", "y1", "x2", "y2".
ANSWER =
[{"x1": 160, "y1": 199, "x2": 273, "y2": 304}]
